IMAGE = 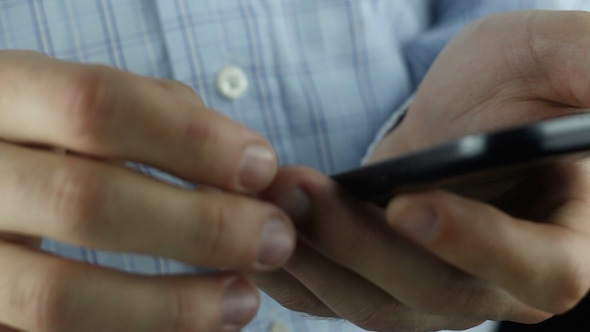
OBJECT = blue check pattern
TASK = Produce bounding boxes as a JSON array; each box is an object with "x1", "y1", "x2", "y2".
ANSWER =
[{"x1": 1, "y1": 1, "x2": 589, "y2": 331}]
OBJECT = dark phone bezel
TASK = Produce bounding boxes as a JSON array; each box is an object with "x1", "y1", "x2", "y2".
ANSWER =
[{"x1": 331, "y1": 113, "x2": 590, "y2": 205}]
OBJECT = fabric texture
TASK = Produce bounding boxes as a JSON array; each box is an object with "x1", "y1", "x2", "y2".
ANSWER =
[{"x1": 1, "y1": 1, "x2": 589, "y2": 331}]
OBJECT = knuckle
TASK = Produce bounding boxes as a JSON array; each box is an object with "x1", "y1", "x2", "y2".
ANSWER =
[
  {"x1": 190, "y1": 195, "x2": 253, "y2": 264},
  {"x1": 184, "y1": 119, "x2": 216, "y2": 149},
  {"x1": 163, "y1": 288, "x2": 209, "y2": 332},
  {"x1": 159, "y1": 277, "x2": 242, "y2": 332},
  {"x1": 197, "y1": 204, "x2": 228, "y2": 259},
  {"x1": 62, "y1": 66, "x2": 118, "y2": 142},
  {"x1": 47, "y1": 161, "x2": 104, "y2": 239},
  {"x1": 26, "y1": 264, "x2": 78, "y2": 332},
  {"x1": 184, "y1": 119, "x2": 226, "y2": 183}
]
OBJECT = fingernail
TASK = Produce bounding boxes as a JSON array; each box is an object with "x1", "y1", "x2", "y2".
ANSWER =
[
  {"x1": 239, "y1": 145, "x2": 276, "y2": 192},
  {"x1": 256, "y1": 218, "x2": 295, "y2": 269},
  {"x1": 393, "y1": 205, "x2": 441, "y2": 243},
  {"x1": 274, "y1": 188, "x2": 311, "y2": 224},
  {"x1": 222, "y1": 278, "x2": 258, "y2": 330}
]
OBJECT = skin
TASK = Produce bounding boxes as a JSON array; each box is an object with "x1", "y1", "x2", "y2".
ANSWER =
[
  {"x1": 0, "y1": 51, "x2": 297, "y2": 331},
  {"x1": 254, "y1": 10, "x2": 590, "y2": 332}
]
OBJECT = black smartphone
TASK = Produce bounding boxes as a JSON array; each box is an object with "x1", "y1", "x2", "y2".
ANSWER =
[{"x1": 332, "y1": 113, "x2": 590, "y2": 206}]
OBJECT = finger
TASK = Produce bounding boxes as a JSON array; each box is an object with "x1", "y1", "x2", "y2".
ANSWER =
[
  {"x1": 248, "y1": 263, "x2": 338, "y2": 318},
  {"x1": 286, "y1": 241, "x2": 483, "y2": 331},
  {"x1": 0, "y1": 50, "x2": 276, "y2": 192},
  {"x1": 387, "y1": 190, "x2": 590, "y2": 314},
  {"x1": 0, "y1": 142, "x2": 295, "y2": 271},
  {"x1": 263, "y1": 167, "x2": 548, "y2": 323},
  {"x1": 0, "y1": 242, "x2": 259, "y2": 332}
]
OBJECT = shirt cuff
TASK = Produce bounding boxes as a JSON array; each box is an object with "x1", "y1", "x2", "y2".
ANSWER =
[{"x1": 361, "y1": 94, "x2": 414, "y2": 165}]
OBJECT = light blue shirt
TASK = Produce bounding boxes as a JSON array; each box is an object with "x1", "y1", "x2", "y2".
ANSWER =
[{"x1": 1, "y1": 1, "x2": 589, "y2": 331}]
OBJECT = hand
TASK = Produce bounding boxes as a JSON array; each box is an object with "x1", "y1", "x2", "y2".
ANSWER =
[
  {"x1": 0, "y1": 51, "x2": 296, "y2": 332},
  {"x1": 256, "y1": 167, "x2": 549, "y2": 332},
  {"x1": 373, "y1": 8, "x2": 590, "y2": 321},
  {"x1": 253, "y1": 10, "x2": 590, "y2": 331}
]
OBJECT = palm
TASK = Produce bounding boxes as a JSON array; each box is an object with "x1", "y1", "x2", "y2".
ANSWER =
[
  {"x1": 370, "y1": 11, "x2": 590, "y2": 221},
  {"x1": 373, "y1": 11, "x2": 590, "y2": 157}
]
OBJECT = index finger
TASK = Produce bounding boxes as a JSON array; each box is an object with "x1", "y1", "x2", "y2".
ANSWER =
[{"x1": 0, "y1": 51, "x2": 276, "y2": 193}]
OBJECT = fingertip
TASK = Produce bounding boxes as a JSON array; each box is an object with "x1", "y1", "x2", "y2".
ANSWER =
[
  {"x1": 260, "y1": 166, "x2": 328, "y2": 222},
  {"x1": 261, "y1": 166, "x2": 325, "y2": 196},
  {"x1": 255, "y1": 215, "x2": 297, "y2": 270},
  {"x1": 273, "y1": 187, "x2": 312, "y2": 225},
  {"x1": 238, "y1": 143, "x2": 278, "y2": 193},
  {"x1": 222, "y1": 275, "x2": 260, "y2": 331}
]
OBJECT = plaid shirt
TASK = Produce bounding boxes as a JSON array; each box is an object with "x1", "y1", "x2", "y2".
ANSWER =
[{"x1": 1, "y1": 1, "x2": 588, "y2": 331}]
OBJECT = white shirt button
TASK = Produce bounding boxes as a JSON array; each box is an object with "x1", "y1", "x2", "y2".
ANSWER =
[
  {"x1": 216, "y1": 65, "x2": 249, "y2": 100},
  {"x1": 268, "y1": 320, "x2": 291, "y2": 332}
]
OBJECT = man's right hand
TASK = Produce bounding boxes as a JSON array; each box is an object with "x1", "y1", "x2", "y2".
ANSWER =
[{"x1": 0, "y1": 51, "x2": 295, "y2": 332}]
